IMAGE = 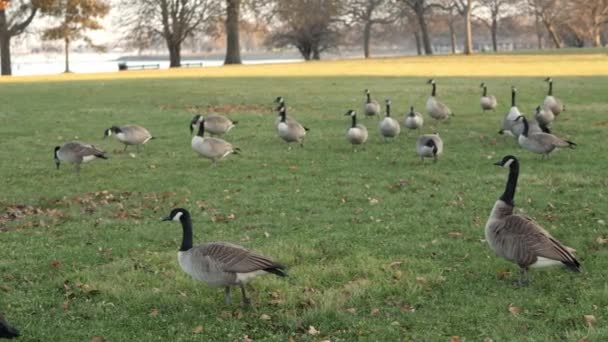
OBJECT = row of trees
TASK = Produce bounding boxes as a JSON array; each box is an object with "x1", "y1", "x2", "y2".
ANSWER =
[{"x1": 1, "y1": 0, "x2": 607, "y2": 76}]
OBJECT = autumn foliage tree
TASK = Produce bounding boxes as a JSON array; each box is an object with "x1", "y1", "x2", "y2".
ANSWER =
[{"x1": 41, "y1": 0, "x2": 110, "y2": 73}]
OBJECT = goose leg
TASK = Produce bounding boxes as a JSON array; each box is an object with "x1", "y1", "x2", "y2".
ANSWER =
[
  {"x1": 240, "y1": 284, "x2": 251, "y2": 306},
  {"x1": 74, "y1": 164, "x2": 81, "y2": 174},
  {"x1": 123, "y1": 144, "x2": 128, "y2": 152},
  {"x1": 224, "y1": 286, "x2": 231, "y2": 305},
  {"x1": 518, "y1": 267, "x2": 529, "y2": 287}
]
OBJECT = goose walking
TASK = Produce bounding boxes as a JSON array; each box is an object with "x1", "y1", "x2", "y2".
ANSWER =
[
  {"x1": 499, "y1": 87, "x2": 522, "y2": 136},
  {"x1": 416, "y1": 133, "x2": 443, "y2": 162},
  {"x1": 345, "y1": 110, "x2": 368, "y2": 150},
  {"x1": 480, "y1": 82, "x2": 497, "y2": 112},
  {"x1": 543, "y1": 77, "x2": 565, "y2": 116},
  {"x1": 378, "y1": 99, "x2": 400, "y2": 140},
  {"x1": 54, "y1": 142, "x2": 108, "y2": 173},
  {"x1": 534, "y1": 105, "x2": 555, "y2": 129},
  {"x1": 162, "y1": 208, "x2": 287, "y2": 306},
  {"x1": 191, "y1": 119, "x2": 239, "y2": 166},
  {"x1": 104, "y1": 124, "x2": 154, "y2": 152},
  {"x1": 486, "y1": 155, "x2": 580, "y2": 285},
  {"x1": 426, "y1": 79, "x2": 452, "y2": 121},
  {"x1": 403, "y1": 106, "x2": 423, "y2": 133},
  {"x1": 276, "y1": 104, "x2": 308, "y2": 147},
  {"x1": 190, "y1": 114, "x2": 237, "y2": 136},
  {"x1": 363, "y1": 89, "x2": 380, "y2": 118},
  {"x1": 515, "y1": 116, "x2": 575, "y2": 157},
  {"x1": 0, "y1": 315, "x2": 19, "y2": 339}
]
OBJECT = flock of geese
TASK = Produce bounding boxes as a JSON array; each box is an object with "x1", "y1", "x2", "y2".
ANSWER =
[{"x1": 2, "y1": 77, "x2": 580, "y2": 339}]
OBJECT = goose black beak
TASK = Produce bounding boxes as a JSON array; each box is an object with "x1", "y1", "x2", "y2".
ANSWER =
[
  {"x1": 493, "y1": 161, "x2": 502, "y2": 166},
  {"x1": 162, "y1": 216, "x2": 171, "y2": 222}
]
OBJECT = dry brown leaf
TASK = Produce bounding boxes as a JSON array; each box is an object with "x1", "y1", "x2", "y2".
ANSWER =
[
  {"x1": 346, "y1": 307, "x2": 357, "y2": 314},
  {"x1": 91, "y1": 337, "x2": 103, "y2": 342},
  {"x1": 508, "y1": 304, "x2": 521, "y2": 315},
  {"x1": 243, "y1": 335, "x2": 253, "y2": 342},
  {"x1": 497, "y1": 270, "x2": 512, "y2": 280},
  {"x1": 288, "y1": 166, "x2": 299, "y2": 171},
  {"x1": 307, "y1": 325, "x2": 320, "y2": 336},
  {"x1": 401, "y1": 303, "x2": 415, "y2": 312},
  {"x1": 584, "y1": 314, "x2": 596, "y2": 327},
  {"x1": 288, "y1": 337, "x2": 295, "y2": 342},
  {"x1": 596, "y1": 237, "x2": 608, "y2": 245},
  {"x1": 450, "y1": 336, "x2": 460, "y2": 342},
  {"x1": 368, "y1": 197, "x2": 380, "y2": 205},
  {"x1": 192, "y1": 325, "x2": 204, "y2": 334},
  {"x1": 259, "y1": 314, "x2": 271, "y2": 320},
  {"x1": 370, "y1": 308, "x2": 380, "y2": 315},
  {"x1": 50, "y1": 260, "x2": 62, "y2": 268},
  {"x1": 415, "y1": 276, "x2": 427, "y2": 284},
  {"x1": 448, "y1": 232, "x2": 463, "y2": 238},
  {"x1": 386, "y1": 260, "x2": 402, "y2": 268},
  {"x1": 149, "y1": 308, "x2": 159, "y2": 317}
]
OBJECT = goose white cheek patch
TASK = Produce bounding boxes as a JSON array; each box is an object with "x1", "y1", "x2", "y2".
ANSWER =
[
  {"x1": 503, "y1": 159, "x2": 514, "y2": 168},
  {"x1": 173, "y1": 212, "x2": 183, "y2": 221}
]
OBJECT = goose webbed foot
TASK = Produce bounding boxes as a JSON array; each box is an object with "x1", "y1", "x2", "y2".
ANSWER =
[{"x1": 240, "y1": 284, "x2": 251, "y2": 307}]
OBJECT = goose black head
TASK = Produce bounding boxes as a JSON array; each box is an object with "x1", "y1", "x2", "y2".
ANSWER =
[
  {"x1": 544, "y1": 77, "x2": 553, "y2": 83},
  {"x1": 54, "y1": 146, "x2": 61, "y2": 169},
  {"x1": 535, "y1": 105, "x2": 541, "y2": 113},
  {"x1": 274, "y1": 96, "x2": 284, "y2": 104},
  {"x1": 427, "y1": 79, "x2": 435, "y2": 85},
  {"x1": 494, "y1": 155, "x2": 518, "y2": 168},
  {"x1": 480, "y1": 82, "x2": 486, "y2": 88},
  {"x1": 103, "y1": 126, "x2": 121, "y2": 139},
  {"x1": 344, "y1": 109, "x2": 356, "y2": 117},
  {"x1": 162, "y1": 208, "x2": 190, "y2": 222},
  {"x1": 190, "y1": 115, "x2": 202, "y2": 134},
  {"x1": 514, "y1": 115, "x2": 525, "y2": 122},
  {"x1": 364, "y1": 89, "x2": 370, "y2": 95}
]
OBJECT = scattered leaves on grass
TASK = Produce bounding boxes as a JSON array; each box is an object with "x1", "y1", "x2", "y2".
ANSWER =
[
  {"x1": 259, "y1": 314, "x2": 271, "y2": 321},
  {"x1": 192, "y1": 325, "x2": 204, "y2": 334},
  {"x1": 508, "y1": 304, "x2": 521, "y2": 315},
  {"x1": 584, "y1": 315, "x2": 596, "y2": 327},
  {"x1": 448, "y1": 232, "x2": 463, "y2": 238},
  {"x1": 307, "y1": 326, "x2": 320, "y2": 336},
  {"x1": 597, "y1": 236, "x2": 608, "y2": 244},
  {"x1": 370, "y1": 308, "x2": 380, "y2": 315},
  {"x1": 415, "y1": 276, "x2": 427, "y2": 284},
  {"x1": 91, "y1": 336, "x2": 103, "y2": 342},
  {"x1": 288, "y1": 166, "x2": 299, "y2": 171},
  {"x1": 401, "y1": 303, "x2": 416, "y2": 312},
  {"x1": 149, "y1": 309, "x2": 159, "y2": 317},
  {"x1": 368, "y1": 197, "x2": 380, "y2": 205},
  {"x1": 50, "y1": 260, "x2": 62, "y2": 268},
  {"x1": 346, "y1": 307, "x2": 357, "y2": 314},
  {"x1": 243, "y1": 336, "x2": 253, "y2": 342},
  {"x1": 450, "y1": 336, "x2": 460, "y2": 342},
  {"x1": 497, "y1": 270, "x2": 512, "y2": 280}
]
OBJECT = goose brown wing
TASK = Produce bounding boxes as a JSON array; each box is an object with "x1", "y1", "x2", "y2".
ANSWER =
[
  {"x1": 199, "y1": 242, "x2": 283, "y2": 273},
  {"x1": 71, "y1": 142, "x2": 106, "y2": 157}
]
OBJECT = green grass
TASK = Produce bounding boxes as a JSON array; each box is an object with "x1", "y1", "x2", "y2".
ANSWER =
[{"x1": 1, "y1": 73, "x2": 607, "y2": 341}]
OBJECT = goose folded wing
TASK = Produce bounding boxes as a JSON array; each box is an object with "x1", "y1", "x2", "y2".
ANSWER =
[
  {"x1": 200, "y1": 242, "x2": 283, "y2": 273},
  {"x1": 75, "y1": 143, "x2": 106, "y2": 156}
]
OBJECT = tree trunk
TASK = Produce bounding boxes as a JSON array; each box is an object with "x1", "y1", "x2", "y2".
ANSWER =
[
  {"x1": 463, "y1": 0, "x2": 473, "y2": 55},
  {"x1": 592, "y1": 26, "x2": 602, "y2": 47},
  {"x1": 449, "y1": 21, "x2": 456, "y2": 54},
  {"x1": 413, "y1": 30, "x2": 422, "y2": 55},
  {"x1": 224, "y1": 0, "x2": 242, "y2": 65},
  {"x1": 415, "y1": 5, "x2": 432, "y2": 55},
  {"x1": 168, "y1": 41, "x2": 181, "y2": 67},
  {"x1": 363, "y1": 22, "x2": 372, "y2": 58},
  {"x1": 0, "y1": 10, "x2": 11, "y2": 76},
  {"x1": 545, "y1": 21, "x2": 563, "y2": 48},
  {"x1": 64, "y1": 37, "x2": 70, "y2": 73},
  {"x1": 312, "y1": 45, "x2": 320, "y2": 60},
  {"x1": 534, "y1": 9, "x2": 543, "y2": 49},
  {"x1": 491, "y1": 18, "x2": 498, "y2": 52}
]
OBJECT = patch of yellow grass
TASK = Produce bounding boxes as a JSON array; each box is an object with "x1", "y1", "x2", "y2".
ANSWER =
[{"x1": 2, "y1": 53, "x2": 607, "y2": 83}]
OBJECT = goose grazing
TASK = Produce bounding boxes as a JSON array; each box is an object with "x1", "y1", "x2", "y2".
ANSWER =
[
  {"x1": 345, "y1": 110, "x2": 368, "y2": 149},
  {"x1": 416, "y1": 133, "x2": 443, "y2": 162},
  {"x1": 276, "y1": 104, "x2": 308, "y2": 147},
  {"x1": 486, "y1": 155, "x2": 580, "y2": 286},
  {"x1": 534, "y1": 105, "x2": 555, "y2": 129},
  {"x1": 378, "y1": 99, "x2": 400, "y2": 140},
  {"x1": 426, "y1": 79, "x2": 452, "y2": 121},
  {"x1": 363, "y1": 89, "x2": 381, "y2": 118},
  {"x1": 190, "y1": 114, "x2": 237, "y2": 137},
  {"x1": 403, "y1": 106, "x2": 424, "y2": 132},
  {"x1": 480, "y1": 82, "x2": 497, "y2": 112},
  {"x1": 54, "y1": 142, "x2": 108, "y2": 173},
  {"x1": 191, "y1": 119, "x2": 240, "y2": 166},
  {"x1": 515, "y1": 116, "x2": 575, "y2": 157},
  {"x1": 543, "y1": 77, "x2": 565, "y2": 116},
  {"x1": 104, "y1": 124, "x2": 154, "y2": 152},
  {"x1": 162, "y1": 208, "x2": 287, "y2": 305},
  {"x1": 0, "y1": 315, "x2": 19, "y2": 339}
]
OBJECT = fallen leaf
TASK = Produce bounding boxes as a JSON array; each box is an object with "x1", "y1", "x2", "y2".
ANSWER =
[
  {"x1": 386, "y1": 260, "x2": 402, "y2": 268},
  {"x1": 307, "y1": 325, "x2": 320, "y2": 336},
  {"x1": 415, "y1": 276, "x2": 427, "y2": 284},
  {"x1": 451, "y1": 336, "x2": 460, "y2": 342},
  {"x1": 259, "y1": 314, "x2": 271, "y2": 320},
  {"x1": 50, "y1": 260, "x2": 62, "y2": 268},
  {"x1": 91, "y1": 337, "x2": 103, "y2": 342},
  {"x1": 243, "y1": 335, "x2": 253, "y2": 342},
  {"x1": 288, "y1": 337, "x2": 295, "y2": 342},
  {"x1": 508, "y1": 304, "x2": 521, "y2": 315},
  {"x1": 288, "y1": 166, "x2": 299, "y2": 171},
  {"x1": 192, "y1": 325, "x2": 204, "y2": 334},
  {"x1": 370, "y1": 308, "x2": 380, "y2": 315},
  {"x1": 596, "y1": 237, "x2": 608, "y2": 244},
  {"x1": 401, "y1": 303, "x2": 415, "y2": 312},
  {"x1": 346, "y1": 307, "x2": 357, "y2": 314},
  {"x1": 448, "y1": 232, "x2": 463, "y2": 238},
  {"x1": 584, "y1": 314, "x2": 596, "y2": 327},
  {"x1": 149, "y1": 308, "x2": 159, "y2": 317},
  {"x1": 497, "y1": 270, "x2": 512, "y2": 280},
  {"x1": 368, "y1": 197, "x2": 380, "y2": 205}
]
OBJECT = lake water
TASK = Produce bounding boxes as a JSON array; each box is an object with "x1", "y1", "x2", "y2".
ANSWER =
[{"x1": 10, "y1": 52, "x2": 304, "y2": 76}]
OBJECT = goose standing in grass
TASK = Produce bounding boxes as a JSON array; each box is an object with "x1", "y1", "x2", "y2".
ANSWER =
[
  {"x1": 162, "y1": 208, "x2": 287, "y2": 306},
  {"x1": 276, "y1": 104, "x2": 308, "y2": 147},
  {"x1": 363, "y1": 89, "x2": 381, "y2": 118},
  {"x1": 54, "y1": 142, "x2": 108, "y2": 173},
  {"x1": 0, "y1": 315, "x2": 19, "y2": 339},
  {"x1": 486, "y1": 155, "x2": 580, "y2": 286},
  {"x1": 273, "y1": 96, "x2": 296, "y2": 127},
  {"x1": 480, "y1": 82, "x2": 497, "y2": 112},
  {"x1": 403, "y1": 106, "x2": 423, "y2": 133},
  {"x1": 544, "y1": 77, "x2": 565, "y2": 116},
  {"x1": 191, "y1": 119, "x2": 239, "y2": 166},
  {"x1": 345, "y1": 110, "x2": 368, "y2": 149},
  {"x1": 416, "y1": 133, "x2": 443, "y2": 162},
  {"x1": 499, "y1": 86, "x2": 522, "y2": 136},
  {"x1": 378, "y1": 99, "x2": 400, "y2": 140},
  {"x1": 515, "y1": 116, "x2": 575, "y2": 157},
  {"x1": 103, "y1": 124, "x2": 154, "y2": 152},
  {"x1": 190, "y1": 114, "x2": 237, "y2": 136},
  {"x1": 426, "y1": 79, "x2": 452, "y2": 121},
  {"x1": 534, "y1": 105, "x2": 555, "y2": 129}
]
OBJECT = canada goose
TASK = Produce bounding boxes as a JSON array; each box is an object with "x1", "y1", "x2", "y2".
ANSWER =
[
  {"x1": 480, "y1": 82, "x2": 497, "y2": 112},
  {"x1": 191, "y1": 119, "x2": 240, "y2": 166},
  {"x1": 190, "y1": 114, "x2": 238, "y2": 136},
  {"x1": 486, "y1": 155, "x2": 580, "y2": 286},
  {"x1": 54, "y1": 142, "x2": 108, "y2": 173},
  {"x1": 162, "y1": 208, "x2": 287, "y2": 305},
  {"x1": 499, "y1": 86, "x2": 521, "y2": 136},
  {"x1": 416, "y1": 133, "x2": 443, "y2": 162},
  {"x1": 363, "y1": 89, "x2": 381, "y2": 118},
  {"x1": 0, "y1": 315, "x2": 19, "y2": 339},
  {"x1": 273, "y1": 96, "x2": 296, "y2": 127},
  {"x1": 276, "y1": 104, "x2": 308, "y2": 147},
  {"x1": 544, "y1": 77, "x2": 565, "y2": 116},
  {"x1": 534, "y1": 105, "x2": 555, "y2": 128},
  {"x1": 426, "y1": 79, "x2": 452, "y2": 121},
  {"x1": 345, "y1": 110, "x2": 368, "y2": 149},
  {"x1": 515, "y1": 116, "x2": 575, "y2": 157},
  {"x1": 104, "y1": 124, "x2": 154, "y2": 152},
  {"x1": 403, "y1": 106, "x2": 423, "y2": 132},
  {"x1": 378, "y1": 99, "x2": 400, "y2": 140}
]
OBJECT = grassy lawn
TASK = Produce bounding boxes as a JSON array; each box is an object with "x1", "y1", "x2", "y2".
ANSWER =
[{"x1": 1, "y1": 55, "x2": 607, "y2": 341}]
